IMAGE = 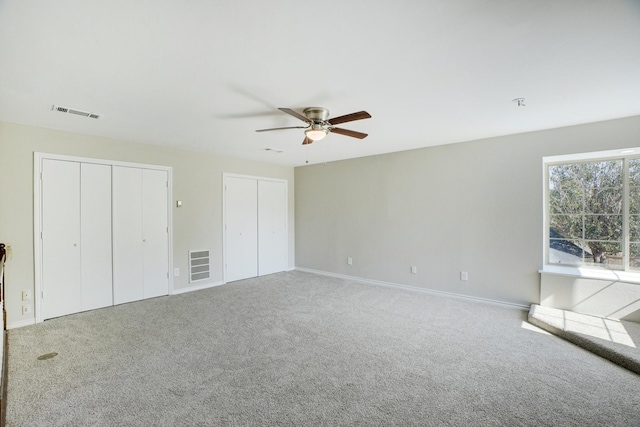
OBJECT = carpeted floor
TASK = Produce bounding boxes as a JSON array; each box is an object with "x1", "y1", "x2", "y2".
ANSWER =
[{"x1": 5, "y1": 271, "x2": 640, "y2": 426}]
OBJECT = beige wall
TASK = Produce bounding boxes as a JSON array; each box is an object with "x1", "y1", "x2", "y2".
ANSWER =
[
  {"x1": 4, "y1": 115, "x2": 640, "y2": 326},
  {"x1": 0, "y1": 121, "x2": 294, "y2": 327},
  {"x1": 540, "y1": 273, "x2": 640, "y2": 322},
  {"x1": 295, "y1": 115, "x2": 640, "y2": 307}
]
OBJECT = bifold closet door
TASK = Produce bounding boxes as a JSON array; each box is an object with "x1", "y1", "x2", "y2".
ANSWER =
[
  {"x1": 41, "y1": 160, "x2": 112, "y2": 320},
  {"x1": 258, "y1": 180, "x2": 287, "y2": 276},
  {"x1": 41, "y1": 160, "x2": 82, "y2": 320},
  {"x1": 113, "y1": 167, "x2": 168, "y2": 305},
  {"x1": 113, "y1": 167, "x2": 144, "y2": 304},
  {"x1": 225, "y1": 176, "x2": 287, "y2": 282},
  {"x1": 80, "y1": 163, "x2": 113, "y2": 311},
  {"x1": 225, "y1": 176, "x2": 258, "y2": 282},
  {"x1": 142, "y1": 169, "x2": 169, "y2": 299}
]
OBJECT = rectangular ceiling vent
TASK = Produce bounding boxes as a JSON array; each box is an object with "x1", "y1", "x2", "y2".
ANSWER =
[
  {"x1": 52, "y1": 105, "x2": 100, "y2": 119},
  {"x1": 189, "y1": 250, "x2": 210, "y2": 283}
]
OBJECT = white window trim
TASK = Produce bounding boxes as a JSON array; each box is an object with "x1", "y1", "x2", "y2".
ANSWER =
[
  {"x1": 539, "y1": 265, "x2": 640, "y2": 285},
  {"x1": 542, "y1": 147, "x2": 640, "y2": 282}
]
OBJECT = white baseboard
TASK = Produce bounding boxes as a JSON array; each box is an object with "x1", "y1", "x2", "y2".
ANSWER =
[
  {"x1": 172, "y1": 280, "x2": 225, "y2": 295},
  {"x1": 295, "y1": 267, "x2": 529, "y2": 310},
  {"x1": 7, "y1": 282, "x2": 225, "y2": 330},
  {"x1": 8, "y1": 318, "x2": 36, "y2": 330}
]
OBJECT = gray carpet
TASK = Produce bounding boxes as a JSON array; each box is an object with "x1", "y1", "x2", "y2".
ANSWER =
[{"x1": 6, "y1": 271, "x2": 640, "y2": 426}]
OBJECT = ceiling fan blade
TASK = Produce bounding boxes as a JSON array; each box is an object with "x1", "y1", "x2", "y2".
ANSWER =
[
  {"x1": 302, "y1": 136, "x2": 313, "y2": 145},
  {"x1": 278, "y1": 108, "x2": 311, "y2": 123},
  {"x1": 255, "y1": 126, "x2": 308, "y2": 132},
  {"x1": 330, "y1": 127, "x2": 368, "y2": 139},
  {"x1": 327, "y1": 111, "x2": 371, "y2": 125}
]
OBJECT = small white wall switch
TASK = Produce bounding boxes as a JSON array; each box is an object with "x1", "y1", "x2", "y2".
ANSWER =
[
  {"x1": 460, "y1": 271, "x2": 469, "y2": 281},
  {"x1": 174, "y1": 268, "x2": 180, "y2": 276},
  {"x1": 176, "y1": 200, "x2": 182, "y2": 208},
  {"x1": 347, "y1": 257, "x2": 353, "y2": 265},
  {"x1": 22, "y1": 290, "x2": 32, "y2": 301},
  {"x1": 411, "y1": 266, "x2": 417, "y2": 274}
]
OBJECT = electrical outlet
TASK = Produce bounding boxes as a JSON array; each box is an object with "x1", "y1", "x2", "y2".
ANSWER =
[
  {"x1": 411, "y1": 266, "x2": 417, "y2": 274},
  {"x1": 347, "y1": 257, "x2": 353, "y2": 265},
  {"x1": 22, "y1": 290, "x2": 32, "y2": 301},
  {"x1": 460, "y1": 271, "x2": 469, "y2": 281},
  {"x1": 174, "y1": 268, "x2": 180, "y2": 277},
  {"x1": 22, "y1": 305, "x2": 32, "y2": 315}
]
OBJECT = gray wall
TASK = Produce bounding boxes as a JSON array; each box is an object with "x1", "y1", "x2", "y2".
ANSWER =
[
  {"x1": 0, "y1": 121, "x2": 295, "y2": 327},
  {"x1": 295, "y1": 115, "x2": 640, "y2": 306}
]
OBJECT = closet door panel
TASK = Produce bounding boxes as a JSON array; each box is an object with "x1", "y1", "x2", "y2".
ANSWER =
[
  {"x1": 142, "y1": 169, "x2": 169, "y2": 299},
  {"x1": 41, "y1": 159, "x2": 82, "y2": 320},
  {"x1": 258, "y1": 180, "x2": 287, "y2": 276},
  {"x1": 225, "y1": 177, "x2": 258, "y2": 282},
  {"x1": 80, "y1": 163, "x2": 113, "y2": 311},
  {"x1": 113, "y1": 166, "x2": 144, "y2": 305}
]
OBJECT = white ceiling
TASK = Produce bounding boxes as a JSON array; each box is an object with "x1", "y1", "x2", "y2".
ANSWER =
[{"x1": 1, "y1": 1, "x2": 639, "y2": 166}]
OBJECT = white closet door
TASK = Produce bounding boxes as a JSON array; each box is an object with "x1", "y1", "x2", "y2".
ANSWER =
[
  {"x1": 142, "y1": 169, "x2": 169, "y2": 299},
  {"x1": 225, "y1": 176, "x2": 258, "y2": 282},
  {"x1": 80, "y1": 163, "x2": 113, "y2": 311},
  {"x1": 41, "y1": 159, "x2": 82, "y2": 320},
  {"x1": 113, "y1": 166, "x2": 144, "y2": 305},
  {"x1": 258, "y1": 180, "x2": 287, "y2": 276}
]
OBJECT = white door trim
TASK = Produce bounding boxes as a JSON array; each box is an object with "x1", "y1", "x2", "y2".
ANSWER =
[{"x1": 34, "y1": 152, "x2": 174, "y2": 324}]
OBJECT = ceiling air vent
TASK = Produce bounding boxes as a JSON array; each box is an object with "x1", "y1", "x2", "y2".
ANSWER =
[
  {"x1": 189, "y1": 250, "x2": 210, "y2": 283},
  {"x1": 52, "y1": 105, "x2": 100, "y2": 119}
]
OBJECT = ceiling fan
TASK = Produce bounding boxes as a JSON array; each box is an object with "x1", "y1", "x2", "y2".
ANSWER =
[{"x1": 255, "y1": 107, "x2": 371, "y2": 145}]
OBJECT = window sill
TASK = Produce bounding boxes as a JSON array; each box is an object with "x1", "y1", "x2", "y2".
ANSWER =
[{"x1": 540, "y1": 265, "x2": 640, "y2": 285}]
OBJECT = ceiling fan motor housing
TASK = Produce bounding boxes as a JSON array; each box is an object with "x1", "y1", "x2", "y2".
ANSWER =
[{"x1": 303, "y1": 107, "x2": 330, "y2": 123}]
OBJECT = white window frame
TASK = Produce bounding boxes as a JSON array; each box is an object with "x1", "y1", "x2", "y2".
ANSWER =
[{"x1": 542, "y1": 147, "x2": 640, "y2": 284}]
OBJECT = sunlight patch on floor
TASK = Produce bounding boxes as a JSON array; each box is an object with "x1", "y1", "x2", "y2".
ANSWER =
[
  {"x1": 520, "y1": 321, "x2": 551, "y2": 335},
  {"x1": 564, "y1": 311, "x2": 635, "y2": 348},
  {"x1": 532, "y1": 305, "x2": 636, "y2": 348}
]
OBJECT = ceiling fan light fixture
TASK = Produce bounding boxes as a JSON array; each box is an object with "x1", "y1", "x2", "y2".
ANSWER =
[{"x1": 305, "y1": 125, "x2": 327, "y2": 141}]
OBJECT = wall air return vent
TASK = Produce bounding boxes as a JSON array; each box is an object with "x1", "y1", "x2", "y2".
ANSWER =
[
  {"x1": 52, "y1": 105, "x2": 100, "y2": 119},
  {"x1": 189, "y1": 250, "x2": 210, "y2": 283}
]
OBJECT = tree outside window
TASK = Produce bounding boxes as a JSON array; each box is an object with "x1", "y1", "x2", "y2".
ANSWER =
[
  {"x1": 628, "y1": 159, "x2": 640, "y2": 269},
  {"x1": 548, "y1": 160, "x2": 623, "y2": 269}
]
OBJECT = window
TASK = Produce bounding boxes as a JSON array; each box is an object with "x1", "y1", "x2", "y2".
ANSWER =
[{"x1": 545, "y1": 151, "x2": 640, "y2": 272}]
